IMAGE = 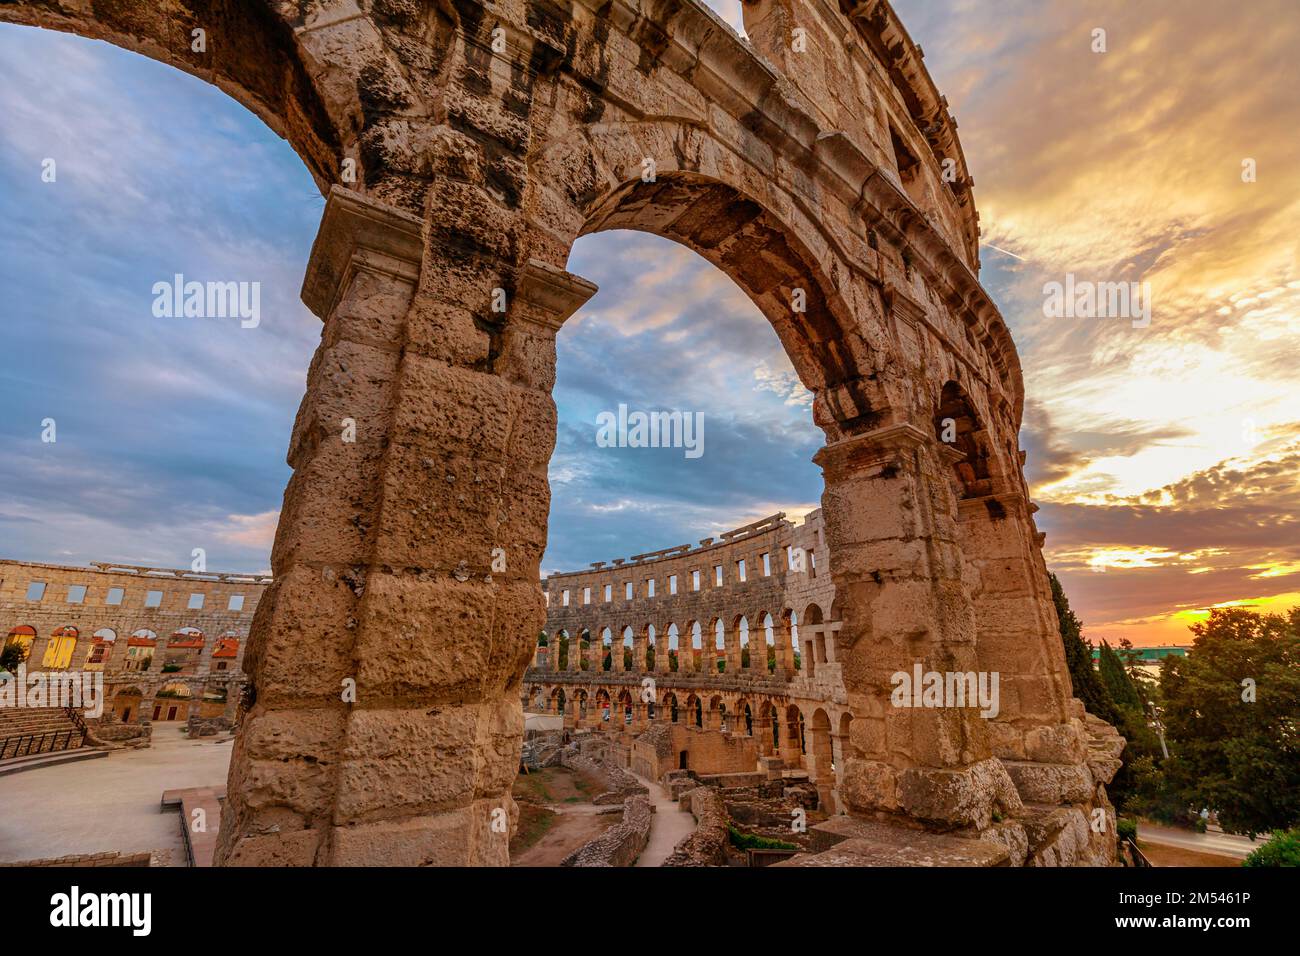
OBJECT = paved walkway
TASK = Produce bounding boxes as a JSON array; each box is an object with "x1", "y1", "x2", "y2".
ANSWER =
[
  {"x1": 0, "y1": 724, "x2": 233, "y2": 865},
  {"x1": 632, "y1": 773, "x2": 696, "y2": 867},
  {"x1": 1138, "y1": 822, "x2": 1264, "y2": 860}
]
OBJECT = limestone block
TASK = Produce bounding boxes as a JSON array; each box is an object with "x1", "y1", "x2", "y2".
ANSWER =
[
  {"x1": 1003, "y1": 760, "x2": 1095, "y2": 805},
  {"x1": 897, "y1": 756, "x2": 1023, "y2": 829}
]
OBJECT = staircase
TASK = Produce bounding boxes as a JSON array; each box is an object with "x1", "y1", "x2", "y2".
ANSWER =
[{"x1": 0, "y1": 707, "x2": 88, "y2": 762}]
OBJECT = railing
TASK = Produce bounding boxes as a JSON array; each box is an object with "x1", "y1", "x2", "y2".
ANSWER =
[
  {"x1": 64, "y1": 706, "x2": 89, "y2": 738},
  {"x1": 1122, "y1": 837, "x2": 1152, "y2": 868},
  {"x1": 0, "y1": 708, "x2": 88, "y2": 762},
  {"x1": 0, "y1": 729, "x2": 82, "y2": 762}
]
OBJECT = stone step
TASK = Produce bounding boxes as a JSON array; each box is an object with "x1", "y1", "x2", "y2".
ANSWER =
[
  {"x1": 0, "y1": 746, "x2": 105, "y2": 778},
  {"x1": 161, "y1": 786, "x2": 226, "y2": 867}
]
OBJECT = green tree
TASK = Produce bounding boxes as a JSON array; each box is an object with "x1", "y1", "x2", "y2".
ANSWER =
[
  {"x1": 1098, "y1": 640, "x2": 1144, "y2": 711},
  {"x1": 0, "y1": 642, "x2": 25, "y2": 674},
  {"x1": 1159, "y1": 607, "x2": 1300, "y2": 837},
  {"x1": 1049, "y1": 573, "x2": 1118, "y2": 724}
]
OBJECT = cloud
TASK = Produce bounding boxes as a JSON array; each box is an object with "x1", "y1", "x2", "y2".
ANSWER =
[
  {"x1": 5, "y1": 7, "x2": 1298, "y2": 651},
  {"x1": 214, "y1": 510, "x2": 281, "y2": 550}
]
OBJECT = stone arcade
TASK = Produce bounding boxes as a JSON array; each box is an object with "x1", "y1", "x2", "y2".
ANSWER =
[{"x1": 1, "y1": 0, "x2": 1121, "y2": 865}]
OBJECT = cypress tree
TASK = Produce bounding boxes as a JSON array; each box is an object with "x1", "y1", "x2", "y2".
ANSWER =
[
  {"x1": 1098, "y1": 640, "x2": 1144, "y2": 710},
  {"x1": 1049, "y1": 573, "x2": 1119, "y2": 723}
]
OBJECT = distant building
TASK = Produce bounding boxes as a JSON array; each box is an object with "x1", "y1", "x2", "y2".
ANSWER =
[{"x1": 1092, "y1": 645, "x2": 1189, "y2": 670}]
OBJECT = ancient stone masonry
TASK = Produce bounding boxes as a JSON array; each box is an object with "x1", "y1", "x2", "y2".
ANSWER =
[
  {"x1": 527, "y1": 508, "x2": 1122, "y2": 865},
  {"x1": 0, "y1": 0, "x2": 1118, "y2": 864},
  {"x1": 1, "y1": 559, "x2": 263, "y2": 737}
]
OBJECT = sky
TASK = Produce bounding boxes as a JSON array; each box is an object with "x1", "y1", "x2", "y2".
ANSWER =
[{"x1": 1, "y1": 2, "x2": 1297, "y2": 647}]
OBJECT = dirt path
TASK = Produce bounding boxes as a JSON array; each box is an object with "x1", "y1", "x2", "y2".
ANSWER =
[
  {"x1": 633, "y1": 773, "x2": 696, "y2": 867},
  {"x1": 510, "y1": 766, "x2": 616, "y2": 867},
  {"x1": 512, "y1": 805, "x2": 614, "y2": 866}
]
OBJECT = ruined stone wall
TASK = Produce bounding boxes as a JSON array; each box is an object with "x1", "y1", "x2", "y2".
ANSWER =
[
  {"x1": 0, "y1": 559, "x2": 264, "y2": 729},
  {"x1": 561, "y1": 739, "x2": 648, "y2": 804},
  {"x1": 663, "y1": 786, "x2": 730, "y2": 867},
  {"x1": 561, "y1": 794, "x2": 652, "y2": 867},
  {"x1": 543, "y1": 512, "x2": 835, "y2": 675}
]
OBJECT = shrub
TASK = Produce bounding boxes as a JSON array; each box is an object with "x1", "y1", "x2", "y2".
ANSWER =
[
  {"x1": 1117, "y1": 818, "x2": 1138, "y2": 842},
  {"x1": 1243, "y1": 828, "x2": 1300, "y2": 867}
]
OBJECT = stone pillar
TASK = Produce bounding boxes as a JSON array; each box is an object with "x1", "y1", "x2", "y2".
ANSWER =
[
  {"x1": 566, "y1": 635, "x2": 580, "y2": 673},
  {"x1": 221, "y1": 684, "x2": 241, "y2": 725},
  {"x1": 632, "y1": 631, "x2": 648, "y2": 673},
  {"x1": 807, "y1": 721, "x2": 836, "y2": 811},
  {"x1": 724, "y1": 624, "x2": 742, "y2": 673},
  {"x1": 654, "y1": 632, "x2": 669, "y2": 673},
  {"x1": 825, "y1": 622, "x2": 841, "y2": 663},
  {"x1": 778, "y1": 710, "x2": 803, "y2": 767},
  {"x1": 777, "y1": 623, "x2": 796, "y2": 678},
  {"x1": 955, "y1": 492, "x2": 1091, "y2": 800},
  {"x1": 215, "y1": 187, "x2": 596, "y2": 867},
  {"x1": 753, "y1": 711, "x2": 774, "y2": 755},
  {"x1": 814, "y1": 422, "x2": 1020, "y2": 831}
]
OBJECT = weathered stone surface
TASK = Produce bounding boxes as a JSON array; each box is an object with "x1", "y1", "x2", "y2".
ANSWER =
[
  {"x1": 0, "y1": 0, "x2": 1117, "y2": 866},
  {"x1": 663, "y1": 786, "x2": 730, "y2": 867},
  {"x1": 784, "y1": 816, "x2": 1011, "y2": 867}
]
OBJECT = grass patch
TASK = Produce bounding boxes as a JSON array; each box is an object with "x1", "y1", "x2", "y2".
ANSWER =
[
  {"x1": 510, "y1": 802, "x2": 557, "y2": 855},
  {"x1": 728, "y1": 825, "x2": 798, "y2": 851}
]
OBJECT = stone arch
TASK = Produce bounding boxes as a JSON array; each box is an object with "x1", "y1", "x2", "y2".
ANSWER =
[
  {"x1": 686, "y1": 693, "x2": 703, "y2": 729},
  {"x1": 800, "y1": 603, "x2": 826, "y2": 677},
  {"x1": 784, "y1": 704, "x2": 807, "y2": 765},
  {"x1": 708, "y1": 695, "x2": 726, "y2": 732},
  {"x1": 686, "y1": 620, "x2": 703, "y2": 672},
  {"x1": 4, "y1": 625, "x2": 36, "y2": 661},
  {"x1": 934, "y1": 380, "x2": 993, "y2": 499},
  {"x1": 42, "y1": 625, "x2": 78, "y2": 669},
  {"x1": 761, "y1": 700, "x2": 780, "y2": 752},
  {"x1": 577, "y1": 628, "x2": 591, "y2": 671},
  {"x1": 600, "y1": 626, "x2": 613, "y2": 671},
  {"x1": 560, "y1": 167, "x2": 888, "y2": 440},
  {"x1": 662, "y1": 691, "x2": 679, "y2": 723},
  {"x1": 665, "y1": 622, "x2": 680, "y2": 672},
  {"x1": 112, "y1": 685, "x2": 145, "y2": 723},
  {"x1": 87, "y1": 628, "x2": 117, "y2": 669},
  {"x1": 735, "y1": 697, "x2": 754, "y2": 736},
  {"x1": 0, "y1": 1, "x2": 376, "y2": 197},
  {"x1": 809, "y1": 708, "x2": 835, "y2": 804}
]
